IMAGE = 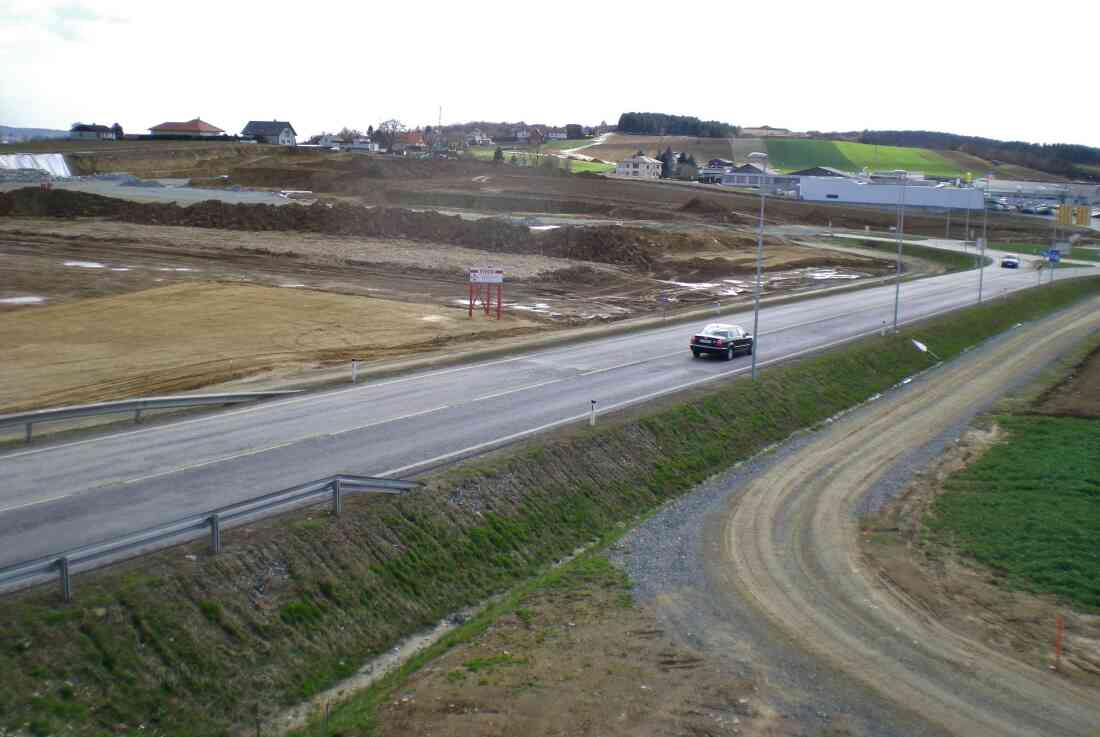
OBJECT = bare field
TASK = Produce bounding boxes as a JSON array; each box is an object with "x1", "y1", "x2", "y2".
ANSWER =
[
  {"x1": 576, "y1": 133, "x2": 745, "y2": 165},
  {"x1": 0, "y1": 282, "x2": 540, "y2": 413}
]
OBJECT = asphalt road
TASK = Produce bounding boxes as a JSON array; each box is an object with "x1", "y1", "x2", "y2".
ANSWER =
[{"x1": 0, "y1": 249, "x2": 1093, "y2": 568}]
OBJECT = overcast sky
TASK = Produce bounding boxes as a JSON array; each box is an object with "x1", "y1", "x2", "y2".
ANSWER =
[{"x1": 2, "y1": 0, "x2": 1097, "y2": 146}]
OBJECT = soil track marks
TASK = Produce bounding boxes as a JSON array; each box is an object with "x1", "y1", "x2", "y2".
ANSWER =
[{"x1": 714, "y1": 299, "x2": 1100, "y2": 736}]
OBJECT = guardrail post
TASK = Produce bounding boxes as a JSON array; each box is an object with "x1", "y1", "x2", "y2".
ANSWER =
[
  {"x1": 332, "y1": 478, "x2": 343, "y2": 516},
  {"x1": 134, "y1": 408, "x2": 143, "y2": 424},
  {"x1": 25, "y1": 422, "x2": 32, "y2": 444},
  {"x1": 209, "y1": 514, "x2": 222, "y2": 554},
  {"x1": 59, "y1": 556, "x2": 72, "y2": 602},
  {"x1": 351, "y1": 360, "x2": 360, "y2": 384}
]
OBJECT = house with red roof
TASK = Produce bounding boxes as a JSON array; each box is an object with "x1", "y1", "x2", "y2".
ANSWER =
[{"x1": 148, "y1": 118, "x2": 225, "y2": 138}]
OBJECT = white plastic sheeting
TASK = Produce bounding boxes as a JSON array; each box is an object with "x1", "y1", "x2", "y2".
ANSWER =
[{"x1": 0, "y1": 153, "x2": 71, "y2": 177}]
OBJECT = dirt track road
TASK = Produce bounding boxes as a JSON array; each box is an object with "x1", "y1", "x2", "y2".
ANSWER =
[{"x1": 714, "y1": 299, "x2": 1100, "y2": 736}]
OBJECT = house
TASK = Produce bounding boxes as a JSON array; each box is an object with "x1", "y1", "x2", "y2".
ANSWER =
[
  {"x1": 707, "y1": 158, "x2": 735, "y2": 168},
  {"x1": 615, "y1": 154, "x2": 662, "y2": 179},
  {"x1": 392, "y1": 130, "x2": 427, "y2": 154},
  {"x1": 318, "y1": 134, "x2": 348, "y2": 147},
  {"x1": 514, "y1": 127, "x2": 530, "y2": 142},
  {"x1": 149, "y1": 118, "x2": 225, "y2": 138},
  {"x1": 545, "y1": 127, "x2": 568, "y2": 140},
  {"x1": 69, "y1": 123, "x2": 115, "y2": 140},
  {"x1": 241, "y1": 120, "x2": 297, "y2": 146},
  {"x1": 465, "y1": 129, "x2": 492, "y2": 146},
  {"x1": 740, "y1": 126, "x2": 794, "y2": 138}
]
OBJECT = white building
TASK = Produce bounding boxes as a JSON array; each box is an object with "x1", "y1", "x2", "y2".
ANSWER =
[
  {"x1": 69, "y1": 123, "x2": 116, "y2": 140},
  {"x1": 345, "y1": 138, "x2": 380, "y2": 153},
  {"x1": 615, "y1": 155, "x2": 662, "y2": 178},
  {"x1": 546, "y1": 128, "x2": 568, "y2": 140},
  {"x1": 800, "y1": 177, "x2": 984, "y2": 209}
]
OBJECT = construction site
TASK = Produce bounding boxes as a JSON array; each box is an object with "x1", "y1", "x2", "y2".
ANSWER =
[{"x1": 1, "y1": 144, "x2": 1087, "y2": 414}]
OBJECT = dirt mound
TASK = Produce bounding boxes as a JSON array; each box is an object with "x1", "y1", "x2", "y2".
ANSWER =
[
  {"x1": 679, "y1": 196, "x2": 748, "y2": 224},
  {"x1": 0, "y1": 188, "x2": 660, "y2": 269}
]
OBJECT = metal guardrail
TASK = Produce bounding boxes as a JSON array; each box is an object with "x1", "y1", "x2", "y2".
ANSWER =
[
  {"x1": 0, "y1": 474, "x2": 418, "y2": 601},
  {"x1": 0, "y1": 391, "x2": 302, "y2": 443}
]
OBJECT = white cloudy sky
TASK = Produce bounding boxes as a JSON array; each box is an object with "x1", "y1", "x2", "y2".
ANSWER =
[{"x1": 1, "y1": 0, "x2": 1097, "y2": 146}]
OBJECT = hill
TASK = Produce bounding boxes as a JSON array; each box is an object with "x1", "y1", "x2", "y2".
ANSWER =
[
  {"x1": 0, "y1": 125, "x2": 68, "y2": 142},
  {"x1": 764, "y1": 139, "x2": 966, "y2": 178}
]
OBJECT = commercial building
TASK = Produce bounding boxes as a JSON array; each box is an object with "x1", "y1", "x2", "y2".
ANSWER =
[{"x1": 800, "y1": 177, "x2": 984, "y2": 209}]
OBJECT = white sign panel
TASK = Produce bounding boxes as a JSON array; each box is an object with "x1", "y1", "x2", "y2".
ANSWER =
[{"x1": 469, "y1": 268, "x2": 504, "y2": 284}]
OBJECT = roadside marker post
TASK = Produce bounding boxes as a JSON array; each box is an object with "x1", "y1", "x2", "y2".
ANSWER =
[
  {"x1": 1054, "y1": 614, "x2": 1064, "y2": 670},
  {"x1": 589, "y1": 400, "x2": 597, "y2": 427}
]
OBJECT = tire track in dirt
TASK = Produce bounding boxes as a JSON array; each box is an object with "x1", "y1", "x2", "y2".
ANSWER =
[{"x1": 718, "y1": 300, "x2": 1100, "y2": 736}]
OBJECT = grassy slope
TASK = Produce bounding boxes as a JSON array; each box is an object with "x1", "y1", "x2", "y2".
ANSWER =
[
  {"x1": 847, "y1": 238, "x2": 985, "y2": 272},
  {"x1": 1000, "y1": 242, "x2": 1100, "y2": 262},
  {"x1": 929, "y1": 415, "x2": 1100, "y2": 610},
  {"x1": 5, "y1": 278, "x2": 1100, "y2": 737},
  {"x1": 766, "y1": 139, "x2": 964, "y2": 177}
]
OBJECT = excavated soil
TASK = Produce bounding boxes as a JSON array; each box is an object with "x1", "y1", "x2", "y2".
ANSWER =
[{"x1": 1032, "y1": 344, "x2": 1100, "y2": 417}]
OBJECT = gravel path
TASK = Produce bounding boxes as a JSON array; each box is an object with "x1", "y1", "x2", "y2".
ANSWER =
[{"x1": 612, "y1": 299, "x2": 1100, "y2": 736}]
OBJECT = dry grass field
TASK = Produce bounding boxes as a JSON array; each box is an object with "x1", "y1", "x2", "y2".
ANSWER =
[{"x1": 0, "y1": 283, "x2": 538, "y2": 412}]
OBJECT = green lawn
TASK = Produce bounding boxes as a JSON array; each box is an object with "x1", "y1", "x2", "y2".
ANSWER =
[
  {"x1": 766, "y1": 139, "x2": 965, "y2": 178},
  {"x1": 928, "y1": 414, "x2": 1100, "y2": 611}
]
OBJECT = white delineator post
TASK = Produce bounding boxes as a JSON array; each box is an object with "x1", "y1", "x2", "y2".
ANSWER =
[{"x1": 589, "y1": 400, "x2": 597, "y2": 426}]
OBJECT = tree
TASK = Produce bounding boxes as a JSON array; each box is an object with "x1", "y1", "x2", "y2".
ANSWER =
[
  {"x1": 376, "y1": 119, "x2": 407, "y2": 150},
  {"x1": 111, "y1": 122, "x2": 123, "y2": 139},
  {"x1": 337, "y1": 127, "x2": 363, "y2": 141},
  {"x1": 367, "y1": 124, "x2": 374, "y2": 138},
  {"x1": 493, "y1": 146, "x2": 504, "y2": 162},
  {"x1": 659, "y1": 146, "x2": 675, "y2": 178}
]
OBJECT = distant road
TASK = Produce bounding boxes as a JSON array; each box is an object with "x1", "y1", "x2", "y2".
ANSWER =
[{"x1": 0, "y1": 249, "x2": 1093, "y2": 568}]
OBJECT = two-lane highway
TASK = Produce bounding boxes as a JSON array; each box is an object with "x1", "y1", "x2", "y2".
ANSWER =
[{"x1": 0, "y1": 251, "x2": 1092, "y2": 567}]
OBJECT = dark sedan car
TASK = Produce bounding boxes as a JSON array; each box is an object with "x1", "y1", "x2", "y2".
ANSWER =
[{"x1": 690, "y1": 323, "x2": 753, "y2": 360}]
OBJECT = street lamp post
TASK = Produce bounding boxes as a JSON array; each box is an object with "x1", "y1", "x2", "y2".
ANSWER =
[
  {"x1": 747, "y1": 151, "x2": 768, "y2": 380},
  {"x1": 892, "y1": 170, "x2": 907, "y2": 332},
  {"x1": 979, "y1": 173, "x2": 990, "y2": 303}
]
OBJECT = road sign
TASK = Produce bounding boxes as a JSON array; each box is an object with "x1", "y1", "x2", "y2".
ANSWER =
[
  {"x1": 469, "y1": 268, "x2": 504, "y2": 284},
  {"x1": 1048, "y1": 249, "x2": 1061, "y2": 263}
]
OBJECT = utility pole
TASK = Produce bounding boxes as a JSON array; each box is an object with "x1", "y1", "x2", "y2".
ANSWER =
[
  {"x1": 978, "y1": 173, "x2": 991, "y2": 304},
  {"x1": 748, "y1": 151, "x2": 769, "y2": 380},
  {"x1": 892, "y1": 171, "x2": 907, "y2": 332}
]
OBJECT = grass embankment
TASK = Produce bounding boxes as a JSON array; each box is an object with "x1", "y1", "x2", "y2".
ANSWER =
[
  {"x1": 5, "y1": 278, "x2": 1100, "y2": 737},
  {"x1": 927, "y1": 351, "x2": 1100, "y2": 611},
  {"x1": 766, "y1": 139, "x2": 964, "y2": 178},
  {"x1": 842, "y1": 238, "x2": 983, "y2": 273}
]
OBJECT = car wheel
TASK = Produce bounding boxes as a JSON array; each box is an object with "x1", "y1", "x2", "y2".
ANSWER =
[
  {"x1": 747, "y1": 342, "x2": 753, "y2": 355},
  {"x1": 726, "y1": 346, "x2": 734, "y2": 361},
  {"x1": 692, "y1": 349, "x2": 701, "y2": 358}
]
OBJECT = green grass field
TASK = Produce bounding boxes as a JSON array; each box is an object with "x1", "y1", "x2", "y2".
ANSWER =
[
  {"x1": 928, "y1": 414, "x2": 1100, "y2": 610},
  {"x1": 848, "y1": 238, "x2": 984, "y2": 272},
  {"x1": 1000, "y1": 243, "x2": 1100, "y2": 262},
  {"x1": 766, "y1": 139, "x2": 965, "y2": 178},
  {"x1": 465, "y1": 147, "x2": 612, "y2": 173}
]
